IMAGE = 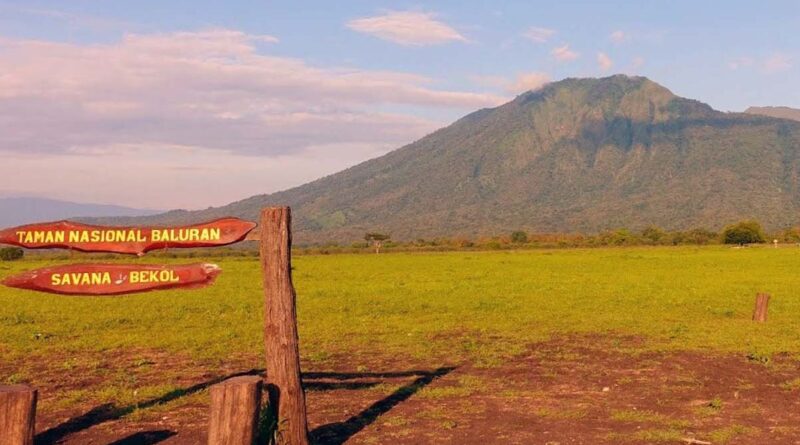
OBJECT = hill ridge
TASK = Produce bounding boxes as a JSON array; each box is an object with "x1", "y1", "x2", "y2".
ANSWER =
[{"x1": 745, "y1": 106, "x2": 800, "y2": 122}]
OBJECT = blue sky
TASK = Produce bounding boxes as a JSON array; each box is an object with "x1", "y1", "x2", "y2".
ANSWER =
[{"x1": 0, "y1": 1, "x2": 798, "y2": 208}]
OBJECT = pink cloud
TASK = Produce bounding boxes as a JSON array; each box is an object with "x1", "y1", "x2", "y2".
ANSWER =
[
  {"x1": 0, "y1": 29, "x2": 507, "y2": 207},
  {"x1": 0, "y1": 29, "x2": 504, "y2": 156},
  {"x1": 508, "y1": 72, "x2": 551, "y2": 94},
  {"x1": 346, "y1": 11, "x2": 467, "y2": 46},
  {"x1": 551, "y1": 44, "x2": 579, "y2": 62},
  {"x1": 522, "y1": 27, "x2": 555, "y2": 43},
  {"x1": 597, "y1": 52, "x2": 613, "y2": 71},
  {"x1": 763, "y1": 52, "x2": 792, "y2": 73},
  {"x1": 469, "y1": 72, "x2": 550, "y2": 95}
]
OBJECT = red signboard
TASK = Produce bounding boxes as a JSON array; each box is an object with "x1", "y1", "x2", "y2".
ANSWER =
[
  {"x1": 0, "y1": 218, "x2": 256, "y2": 255},
  {"x1": 1, "y1": 263, "x2": 222, "y2": 295}
]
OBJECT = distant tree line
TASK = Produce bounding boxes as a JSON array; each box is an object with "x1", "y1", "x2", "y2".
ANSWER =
[
  {"x1": 0, "y1": 247, "x2": 23, "y2": 261},
  {"x1": 295, "y1": 220, "x2": 794, "y2": 254}
]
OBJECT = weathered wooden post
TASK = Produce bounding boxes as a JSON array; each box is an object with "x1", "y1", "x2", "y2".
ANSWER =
[
  {"x1": 207, "y1": 376, "x2": 263, "y2": 445},
  {"x1": 752, "y1": 292, "x2": 770, "y2": 323},
  {"x1": 0, "y1": 385, "x2": 37, "y2": 445},
  {"x1": 260, "y1": 207, "x2": 309, "y2": 445}
]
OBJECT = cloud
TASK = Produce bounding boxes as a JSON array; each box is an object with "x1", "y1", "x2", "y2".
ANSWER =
[
  {"x1": 0, "y1": 29, "x2": 504, "y2": 156},
  {"x1": 508, "y1": 72, "x2": 551, "y2": 93},
  {"x1": 551, "y1": 44, "x2": 579, "y2": 62},
  {"x1": 597, "y1": 52, "x2": 613, "y2": 71},
  {"x1": 763, "y1": 52, "x2": 792, "y2": 73},
  {"x1": 346, "y1": 11, "x2": 467, "y2": 46},
  {"x1": 470, "y1": 72, "x2": 550, "y2": 94},
  {"x1": 250, "y1": 34, "x2": 280, "y2": 43},
  {"x1": 0, "y1": 29, "x2": 506, "y2": 208},
  {"x1": 610, "y1": 30, "x2": 628, "y2": 44},
  {"x1": 728, "y1": 53, "x2": 792, "y2": 73},
  {"x1": 522, "y1": 26, "x2": 555, "y2": 43}
]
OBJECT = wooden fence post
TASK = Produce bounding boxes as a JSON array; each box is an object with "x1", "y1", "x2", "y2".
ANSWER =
[
  {"x1": 260, "y1": 207, "x2": 309, "y2": 445},
  {"x1": 207, "y1": 376, "x2": 263, "y2": 445},
  {"x1": 753, "y1": 293, "x2": 770, "y2": 323},
  {"x1": 0, "y1": 385, "x2": 37, "y2": 445}
]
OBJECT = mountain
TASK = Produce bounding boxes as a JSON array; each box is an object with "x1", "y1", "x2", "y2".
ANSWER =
[
  {"x1": 0, "y1": 197, "x2": 159, "y2": 228},
  {"x1": 745, "y1": 106, "x2": 800, "y2": 122},
  {"x1": 97, "y1": 75, "x2": 800, "y2": 244}
]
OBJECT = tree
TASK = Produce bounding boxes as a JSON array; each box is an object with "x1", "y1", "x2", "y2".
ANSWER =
[
  {"x1": 364, "y1": 232, "x2": 391, "y2": 253},
  {"x1": 722, "y1": 220, "x2": 765, "y2": 245},
  {"x1": 0, "y1": 247, "x2": 23, "y2": 261},
  {"x1": 596, "y1": 228, "x2": 636, "y2": 246},
  {"x1": 640, "y1": 225, "x2": 667, "y2": 244},
  {"x1": 779, "y1": 227, "x2": 800, "y2": 243},
  {"x1": 510, "y1": 230, "x2": 528, "y2": 244}
]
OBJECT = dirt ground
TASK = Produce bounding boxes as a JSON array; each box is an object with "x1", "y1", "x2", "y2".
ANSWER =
[{"x1": 23, "y1": 335, "x2": 800, "y2": 444}]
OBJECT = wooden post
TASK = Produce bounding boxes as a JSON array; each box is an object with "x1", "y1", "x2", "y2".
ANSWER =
[
  {"x1": 207, "y1": 376, "x2": 263, "y2": 445},
  {"x1": 753, "y1": 292, "x2": 770, "y2": 323},
  {"x1": 260, "y1": 207, "x2": 309, "y2": 445},
  {"x1": 0, "y1": 385, "x2": 37, "y2": 445}
]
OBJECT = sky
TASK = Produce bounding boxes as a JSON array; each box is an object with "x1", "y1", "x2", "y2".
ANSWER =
[{"x1": 1, "y1": 1, "x2": 798, "y2": 210}]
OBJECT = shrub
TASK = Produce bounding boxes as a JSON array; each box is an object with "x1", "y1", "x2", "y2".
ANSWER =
[
  {"x1": 0, "y1": 247, "x2": 24, "y2": 261},
  {"x1": 722, "y1": 220, "x2": 765, "y2": 245},
  {"x1": 640, "y1": 225, "x2": 667, "y2": 244},
  {"x1": 683, "y1": 228, "x2": 719, "y2": 245},
  {"x1": 778, "y1": 227, "x2": 800, "y2": 243},
  {"x1": 453, "y1": 238, "x2": 474, "y2": 248},
  {"x1": 597, "y1": 228, "x2": 637, "y2": 246},
  {"x1": 510, "y1": 230, "x2": 528, "y2": 243},
  {"x1": 485, "y1": 240, "x2": 502, "y2": 250}
]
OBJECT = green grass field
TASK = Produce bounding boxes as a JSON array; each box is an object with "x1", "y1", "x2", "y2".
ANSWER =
[
  {"x1": 2, "y1": 245, "x2": 800, "y2": 443},
  {"x1": 3, "y1": 246, "x2": 799, "y2": 364}
]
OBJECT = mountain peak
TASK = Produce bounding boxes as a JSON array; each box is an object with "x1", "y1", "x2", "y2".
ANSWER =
[
  {"x1": 546, "y1": 73, "x2": 653, "y2": 89},
  {"x1": 521, "y1": 74, "x2": 662, "y2": 98},
  {"x1": 511, "y1": 74, "x2": 711, "y2": 125}
]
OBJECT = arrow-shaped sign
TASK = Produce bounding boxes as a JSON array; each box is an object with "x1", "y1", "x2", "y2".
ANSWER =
[
  {"x1": 1, "y1": 263, "x2": 222, "y2": 295},
  {"x1": 0, "y1": 218, "x2": 256, "y2": 255}
]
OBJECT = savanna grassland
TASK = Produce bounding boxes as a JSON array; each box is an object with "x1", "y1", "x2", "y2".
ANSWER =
[{"x1": 3, "y1": 246, "x2": 800, "y2": 444}]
